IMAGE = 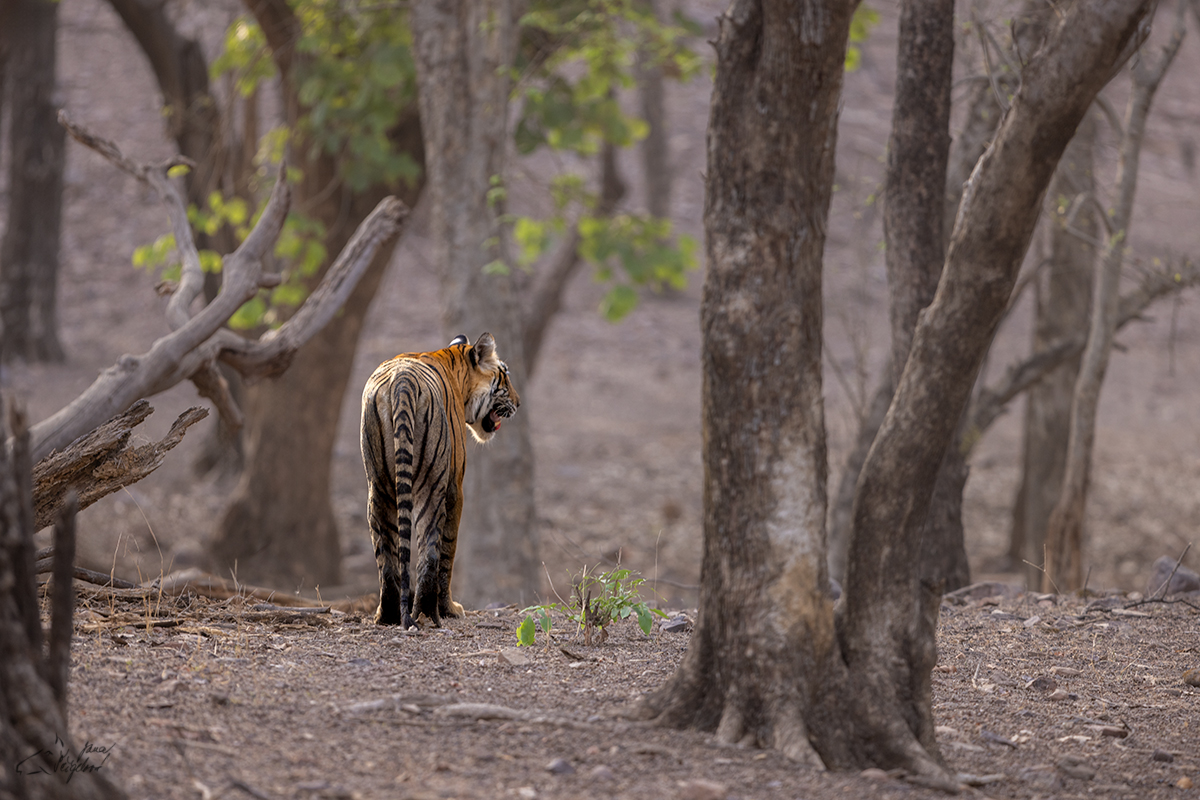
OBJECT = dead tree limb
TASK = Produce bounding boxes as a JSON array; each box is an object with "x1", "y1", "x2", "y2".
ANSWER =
[
  {"x1": 21, "y1": 114, "x2": 409, "y2": 463},
  {"x1": 32, "y1": 400, "x2": 209, "y2": 531}
]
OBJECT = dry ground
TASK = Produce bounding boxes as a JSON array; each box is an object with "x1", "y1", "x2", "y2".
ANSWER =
[
  {"x1": 46, "y1": 585, "x2": 1200, "y2": 800},
  {"x1": 2, "y1": 0, "x2": 1200, "y2": 798}
]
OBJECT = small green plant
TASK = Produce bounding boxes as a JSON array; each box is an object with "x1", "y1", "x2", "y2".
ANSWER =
[{"x1": 516, "y1": 565, "x2": 666, "y2": 647}]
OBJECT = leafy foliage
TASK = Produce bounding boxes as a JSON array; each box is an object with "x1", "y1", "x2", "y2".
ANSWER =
[
  {"x1": 516, "y1": 565, "x2": 667, "y2": 647},
  {"x1": 510, "y1": 0, "x2": 702, "y2": 320}
]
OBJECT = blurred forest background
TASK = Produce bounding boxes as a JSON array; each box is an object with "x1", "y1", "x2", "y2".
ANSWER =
[{"x1": 1, "y1": 0, "x2": 1197, "y2": 608}]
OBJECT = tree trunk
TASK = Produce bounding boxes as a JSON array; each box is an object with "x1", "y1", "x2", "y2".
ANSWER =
[
  {"x1": 208, "y1": 1, "x2": 425, "y2": 588},
  {"x1": 881, "y1": 0, "x2": 966, "y2": 592},
  {"x1": 1011, "y1": 112, "x2": 1096, "y2": 587},
  {"x1": 1043, "y1": 8, "x2": 1184, "y2": 592},
  {"x1": 210, "y1": 181, "x2": 412, "y2": 588},
  {"x1": 0, "y1": 0, "x2": 66, "y2": 364},
  {"x1": 638, "y1": 0, "x2": 671, "y2": 220},
  {"x1": 843, "y1": 0, "x2": 1151, "y2": 778},
  {"x1": 1, "y1": 402, "x2": 125, "y2": 800},
  {"x1": 643, "y1": 0, "x2": 857, "y2": 767},
  {"x1": 411, "y1": 0, "x2": 538, "y2": 609},
  {"x1": 644, "y1": 0, "x2": 1155, "y2": 776}
]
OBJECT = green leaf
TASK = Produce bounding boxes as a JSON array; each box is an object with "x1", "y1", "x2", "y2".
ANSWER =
[
  {"x1": 517, "y1": 616, "x2": 537, "y2": 646},
  {"x1": 167, "y1": 164, "x2": 192, "y2": 178},
  {"x1": 636, "y1": 606, "x2": 654, "y2": 635},
  {"x1": 229, "y1": 296, "x2": 267, "y2": 330},
  {"x1": 482, "y1": 259, "x2": 511, "y2": 276},
  {"x1": 600, "y1": 284, "x2": 639, "y2": 322}
]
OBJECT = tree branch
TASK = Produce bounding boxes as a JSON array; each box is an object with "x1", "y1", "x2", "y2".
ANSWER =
[
  {"x1": 46, "y1": 492, "x2": 76, "y2": 711},
  {"x1": 22, "y1": 115, "x2": 408, "y2": 463},
  {"x1": 523, "y1": 141, "x2": 625, "y2": 375},
  {"x1": 969, "y1": 256, "x2": 1200, "y2": 438}
]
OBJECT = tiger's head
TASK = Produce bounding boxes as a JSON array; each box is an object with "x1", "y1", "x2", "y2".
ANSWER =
[{"x1": 454, "y1": 332, "x2": 520, "y2": 443}]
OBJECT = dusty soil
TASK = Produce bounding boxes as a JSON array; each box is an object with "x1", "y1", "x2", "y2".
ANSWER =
[
  {"x1": 49, "y1": 586, "x2": 1200, "y2": 800},
  {"x1": 2, "y1": 0, "x2": 1200, "y2": 798}
]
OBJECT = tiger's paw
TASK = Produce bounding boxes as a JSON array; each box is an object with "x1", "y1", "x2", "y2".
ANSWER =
[{"x1": 442, "y1": 599, "x2": 465, "y2": 618}]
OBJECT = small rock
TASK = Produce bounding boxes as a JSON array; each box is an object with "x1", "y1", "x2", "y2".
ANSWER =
[
  {"x1": 1152, "y1": 749, "x2": 1175, "y2": 763},
  {"x1": 516, "y1": 788, "x2": 537, "y2": 799},
  {"x1": 861, "y1": 768, "x2": 890, "y2": 781},
  {"x1": 1183, "y1": 668, "x2": 1200, "y2": 687},
  {"x1": 1023, "y1": 614, "x2": 1041, "y2": 628},
  {"x1": 1050, "y1": 665, "x2": 1082, "y2": 677},
  {"x1": 1026, "y1": 675, "x2": 1058, "y2": 692},
  {"x1": 1058, "y1": 756, "x2": 1095, "y2": 781},
  {"x1": 1146, "y1": 556, "x2": 1200, "y2": 596},
  {"x1": 661, "y1": 614, "x2": 693, "y2": 634},
  {"x1": 546, "y1": 758, "x2": 574, "y2": 775},
  {"x1": 675, "y1": 779, "x2": 728, "y2": 800},
  {"x1": 1177, "y1": 776, "x2": 1194, "y2": 790},
  {"x1": 957, "y1": 773, "x2": 1006, "y2": 787},
  {"x1": 589, "y1": 765, "x2": 616, "y2": 782},
  {"x1": 1046, "y1": 688, "x2": 1071, "y2": 701},
  {"x1": 498, "y1": 648, "x2": 530, "y2": 667}
]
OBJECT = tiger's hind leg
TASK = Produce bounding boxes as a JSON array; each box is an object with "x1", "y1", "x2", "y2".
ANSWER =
[
  {"x1": 437, "y1": 480, "x2": 465, "y2": 620},
  {"x1": 363, "y1": 389, "x2": 414, "y2": 628}
]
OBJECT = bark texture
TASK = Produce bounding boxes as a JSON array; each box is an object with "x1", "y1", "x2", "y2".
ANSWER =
[
  {"x1": 843, "y1": 0, "x2": 1153, "y2": 776},
  {"x1": 1010, "y1": 112, "x2": 1096, "y2": 586},
  {"x1": 1, "y1": 402, "x2": 125, "y2": 800},
  {"x1": 1043, "y1": 5, "x2": 1183, "y2": 592},
  {"x1": 0, "y1": 0, "x2": 66, "y2": 364},
  {"x1": 881, "y1": 0, "x2": 967, "y2": 593},
  {"x1": 644, "y1": 0, "x2": 856, "y2": 768},
  {"x1": 209, "y1": 0, "x2": 424, "y2": 588},
  {"x1": 411, "y1": 0, "x2": 538, "y2": 608}
]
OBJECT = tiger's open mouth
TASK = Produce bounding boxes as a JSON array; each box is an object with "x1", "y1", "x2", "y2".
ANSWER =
[{"x1": 482, "y1": 408, "x2": 505, "y2": 434}]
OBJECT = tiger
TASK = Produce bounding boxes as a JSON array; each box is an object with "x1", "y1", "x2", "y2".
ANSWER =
[{"x1": 360, "y1": 332, "x2": 520, "y2": 628}]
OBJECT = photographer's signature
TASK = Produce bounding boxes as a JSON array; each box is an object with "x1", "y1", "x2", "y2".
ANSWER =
[{"x1": 15, "y1": 735, "x2": 113, "y2": 783}]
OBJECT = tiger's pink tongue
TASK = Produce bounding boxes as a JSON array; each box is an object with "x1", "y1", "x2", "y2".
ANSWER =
[{"x1": 490, "y1": 410, "x2": 502, "y2": 430}]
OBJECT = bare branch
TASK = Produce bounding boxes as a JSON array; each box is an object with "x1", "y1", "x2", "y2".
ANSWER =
[
  {"x1": 968, "y1": 257, "x2": 1200, "y2": 438},
  {"x1": 24, "y1": 115, "x2": 408, "y2": 463},
  {"x1": 33, "y1": 400, "x2": 209, "y2": 529}
]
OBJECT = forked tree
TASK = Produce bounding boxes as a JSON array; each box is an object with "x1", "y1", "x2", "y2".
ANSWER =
[{"x1": 642, "y1": 0, "x2": 1154, "y2": 781}]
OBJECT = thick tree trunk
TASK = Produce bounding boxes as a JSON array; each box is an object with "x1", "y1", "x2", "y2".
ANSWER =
[
  {"x1": 1010, "y1": 112, "x2": 1096, "y2": 586},
  {"x1": 0, "y1": 0, "x2": 66, "y2": 364},
  {"x1": 208, "y1": 0, "x2": 424, "y2": 588},
  {"x1": 411, "y1": 0, "x2": 538, "y2": 608},
  {"x1": 644, "y1": 0, "x2": 856, "y2": 768},
  {"x1": 843, "y1": 0, "x2": 1152, "y2": 777},
  {"x1": 1, "y1": 402, "x2": 125, "y2": 800},
  {"x1": 1043, "y1": 9, "x2": 1183, "y2": 592}
]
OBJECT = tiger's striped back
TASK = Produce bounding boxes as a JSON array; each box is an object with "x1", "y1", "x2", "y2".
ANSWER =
[{"x1": 360, "y1": 332, "x2": 519, "y2": 627}]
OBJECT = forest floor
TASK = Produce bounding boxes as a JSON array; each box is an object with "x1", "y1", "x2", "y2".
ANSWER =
[
  {"x1": 2, "y1": 0, "x2": 1200, "y2": 798},
  {"x1": 46, "y1": 585, "x2": 1200, "y2": 800}
]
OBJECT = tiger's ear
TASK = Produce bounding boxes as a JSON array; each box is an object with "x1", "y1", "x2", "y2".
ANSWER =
[
  {"x1": 472, "y1": 332, "x2": 496, "y2": 366},
  {"x1": 448, "y1": 334, "x2": 469, "y2": 347}
]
